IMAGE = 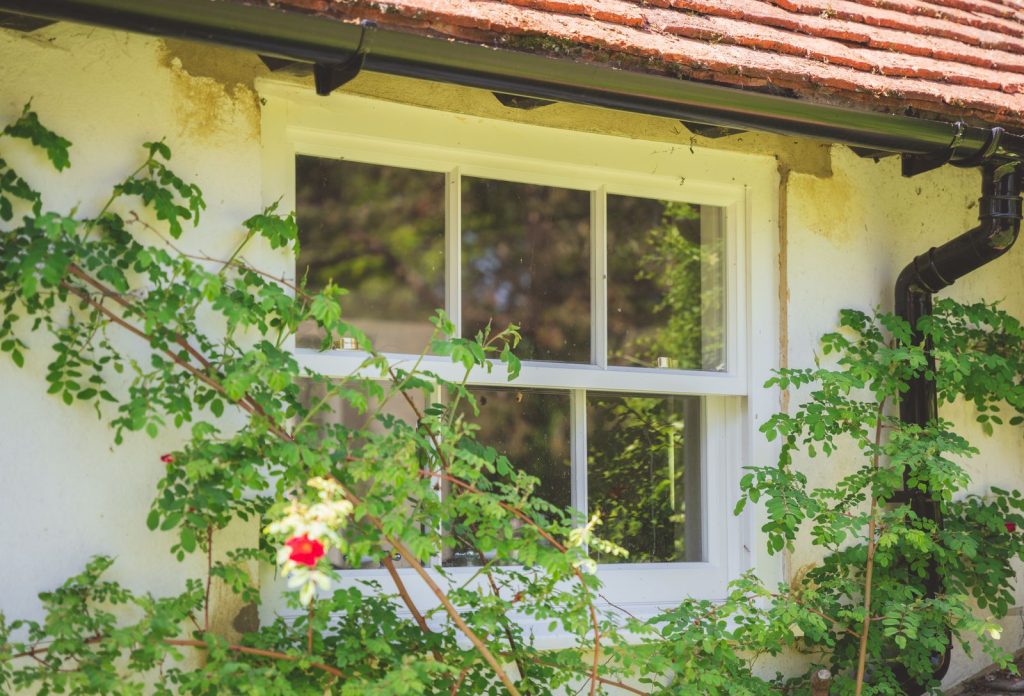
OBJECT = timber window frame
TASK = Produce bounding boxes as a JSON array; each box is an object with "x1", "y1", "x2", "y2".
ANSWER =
[{"x1": 258, "y1": 78, "x2": 780, "y2": 623}]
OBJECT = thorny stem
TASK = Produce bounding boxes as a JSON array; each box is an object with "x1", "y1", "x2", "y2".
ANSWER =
[
  {"x1": 165, "y1": 639, "x2": 343, "y2": 680},
  {"x1": 450, "y1": 666, "x2": 471, "y2": 695},
  {"x1": 342, "y1": 487, "x2": 523, "y2": 696},
  {"x1": 82, "y1": 159, "x2": 150, "y2": 242},
  {"x1": 62, "y1": 282, "x2": 262, "y2": 425},
  {"x1": 10, "y1": 636, "x2": 344, "y2": 681},
  {"x1": 204, "y1": 525, "x2": 213, "y2": 633},
  {"x1": 854, "y1": 399, "x2": 886, "y2": 696},
  {"x1": 769, "y1": 592, "x2": 860, "y2": 640},
  {"x1": 131, "y1": 213, "x2": 308, "y2": 297},
  {"x1": 389, "y1": 363, "x2": 602, "y2": 694},
  {"x1": 381, "y1": 555, "x2": 444, "y2": 662},
  {"x1": 63, "y1": 266, "x2": 292, "y2": 442},
  {"x1": 421, "y1": 469, "x2": 603, "y2": 695},
  {"x1": 219, "y1": 228, "x2": 255, "y2": 276},
  {"x1": 572, "y1": 674, "x2": 647, "y2": 696},
  {"x1": 10, "y1": 634, "x2": 104, "y2": 661},
  {"x1": 477, "y1": 547, "x2": 531, "y2": 693},
  {"x1": 307, "y1": 598, "x2": 314, "y2": 655}
]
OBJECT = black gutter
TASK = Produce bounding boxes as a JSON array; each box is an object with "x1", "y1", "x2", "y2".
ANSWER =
[
  {"x1": 2, "y1": 0, "x2": 1024, "y2": 163},
  {"x1": 894, "y1": 161, "x2": 1023, "y2": 694}
]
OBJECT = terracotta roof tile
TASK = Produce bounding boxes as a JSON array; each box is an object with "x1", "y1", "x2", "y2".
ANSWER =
[
  {"x1": 764, "y1": 0, "x2": 1024, "y2": 51},
  {"x1": 264, "y1": 0, "x2": 1024, "y2": 127},
  {"x1": 861, "y1": 0, "x2": 1024, "y2": 37}
]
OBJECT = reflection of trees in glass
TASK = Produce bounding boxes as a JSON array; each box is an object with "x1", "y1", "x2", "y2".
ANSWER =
[
  {"x1": 295, "y1": 167, "x2": 716, "y2": 566},
  {"x1": 593, "y1": 198, "x2": 717, "y2": 564},
  {"x1": 295, "y1": 156, "x2": 445, "y2": 351},
  {"x1": 443, "y1": 387, "x2": 571, "y2": 567},
  {"x1": 462, "y1": 177, "x2": 590, "y2": 363},
  {"x1": 588, "y1": 394, "x2": 701, "y2": 564},
  {"x1": 607, "y1": 198, "x2": 723, "y2": 371}
]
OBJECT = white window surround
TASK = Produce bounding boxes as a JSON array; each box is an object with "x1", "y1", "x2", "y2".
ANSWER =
[{"x1": 257, "y1": 78, "x2": 781, "y2": 630}]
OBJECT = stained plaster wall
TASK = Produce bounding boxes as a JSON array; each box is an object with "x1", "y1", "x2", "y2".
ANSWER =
[
  {"x1": 0, "y1": 24, "x2": 266, "y2": 643},
  {"x1": 0, "y1": 21, "x2": 1021, "y2": 690},
  {"x1": 785, "y1": 151, "x2": 1024, "y2": 687}
]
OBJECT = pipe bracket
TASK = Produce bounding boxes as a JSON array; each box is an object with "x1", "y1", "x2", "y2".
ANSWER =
[{"x1": 313, "y1": 19, "x2": 376, "y2": 96}]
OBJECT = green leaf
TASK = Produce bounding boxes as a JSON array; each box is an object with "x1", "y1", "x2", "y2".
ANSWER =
[
  {"x1": 180, "y1": 527, "x2": 196, "y2": 553},
  {"x1": 243, "y1": 202, "x2": 298, "y2": 249},
  {"x1": 145, "y1": 140, "x2": 172, "y2": 161},
  {"x1": 3, "y1": 104, "x2": 72, "y2": 170}
]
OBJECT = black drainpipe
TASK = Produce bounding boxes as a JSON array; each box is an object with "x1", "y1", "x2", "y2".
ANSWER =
[{"x1": 894, "y1": 151, "x2": 1022, "y2": 692}]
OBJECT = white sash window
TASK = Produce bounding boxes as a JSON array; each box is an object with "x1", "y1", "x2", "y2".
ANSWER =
[{"x1": 259, "y1": 80, "x2": 779, "y2": 621}]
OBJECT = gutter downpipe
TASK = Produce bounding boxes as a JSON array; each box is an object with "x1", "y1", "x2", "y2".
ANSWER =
[
  {"x1": 3, "y1": 1, "x2": 1024, "y2": 691},
  {"x1": 893, "y1": 151, "x2": 1023, "y2": 694}
]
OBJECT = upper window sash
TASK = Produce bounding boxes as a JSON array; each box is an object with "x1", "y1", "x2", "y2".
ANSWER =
[
  {"x1": 287, "y1": 144, "x2": 747, "y2": 396},
  {"x1": 259, "y1": 82, "x2": 759, "y2": 398}
]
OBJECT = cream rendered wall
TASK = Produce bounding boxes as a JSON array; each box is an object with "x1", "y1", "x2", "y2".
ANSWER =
[
  {"x1": 786, "y1": 151, "x2": 1024, "y2": 688},
  {"x1": 0, "y1": 24, "x2": 265, "y2": 638},
  {"x1": 1, "y1": 19, "x2": 1022, "y2": 691}
]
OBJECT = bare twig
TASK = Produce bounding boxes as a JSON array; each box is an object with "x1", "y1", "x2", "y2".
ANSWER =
[
  {"x1": 204, "y1": 525, "x2": 213, "y2": 633},
  {"x1": 421, "y1": 469, "x2": 603, "y2": 694},
  {"x1": 164, "y1": 638, "x2": 343, "y2": 679},
  {"x1": 307, "y1": 599, "x2": 314, "y2": 655},
  {"x1": 344, "y1": 488, "x2": 522, "y2": 696},
  {"x1": 854, "y1": 400, "x2": 887, "y2": 696}
]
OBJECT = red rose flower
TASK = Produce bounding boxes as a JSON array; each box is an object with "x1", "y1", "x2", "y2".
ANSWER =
[
  {"x1": 1007, "y1": 522, "x2": 1017, "y2": 533},
  {"x1": 286, "y1": 535, "x2": 325, "y2": 567},
  {"x1": 160, "y1": 454, "x2": 174, "y2": 464}
]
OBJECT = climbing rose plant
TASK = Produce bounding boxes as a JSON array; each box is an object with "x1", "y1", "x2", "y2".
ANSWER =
[{"x1": 2, "y1": 106, "x2": 1024, "y2": 695}]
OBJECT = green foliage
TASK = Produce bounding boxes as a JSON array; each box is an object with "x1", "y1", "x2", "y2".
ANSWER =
[
  {"x1": 0, "y1": 105, "x2": 622, "y2": 695},
  {"x1": 4, "y1": 104, "x2": 1024, "y2": 696},
  {"x1": 2, "y1": 557, "x2": 204, "y2": 695},
  {"x1": 740, "y1": 305, "x2": 1024, "y2": 694},
  {"x1": 3, "y1": 102, "x2": 71, "y2": 171}
]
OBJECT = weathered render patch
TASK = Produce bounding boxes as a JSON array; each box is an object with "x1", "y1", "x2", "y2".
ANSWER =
[{"x1": 158, "y1": 40, "x2": 262, "y2": 142}]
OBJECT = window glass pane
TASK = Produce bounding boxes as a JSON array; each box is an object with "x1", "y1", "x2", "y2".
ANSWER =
[
  {"x1": 587, "y1": 393, "x2": 702, "y2": 564},
  {"x1": 443, "y1": 387, "x2": 571, "y2": 567},
  {"x1": 607, "y1": 198, "x2": 725, "y2": 371},
  {"x1": 295, "y1": 156, "x2": 446, "y2": 353},
  {"x1": 297, "y1": 378, "x2": 430, "y2": 570},
  {"x1": 462, "y1": 177, "x2": 590, "y2": 363}
]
